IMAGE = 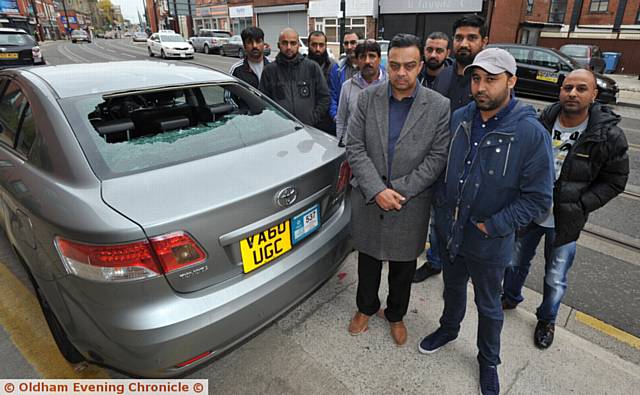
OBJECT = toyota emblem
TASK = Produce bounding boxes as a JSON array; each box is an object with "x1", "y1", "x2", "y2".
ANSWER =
[{"x1": 276, "y1": 186, "x2": 298, "y2": 207}]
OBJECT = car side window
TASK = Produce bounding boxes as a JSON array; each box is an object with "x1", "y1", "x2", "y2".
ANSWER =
[
  {"x1": 0, "y1": 81, "x2": 28, "y2": 148},
  {"x1": 531, "y1": 50, "x2": 560, "y2": 69},
  {"x1": 506, "y1": 47, "x2": 530, "y2": 64},
  {"x1": 16, "y1": 105, "x2": 37, "y2": 157}
]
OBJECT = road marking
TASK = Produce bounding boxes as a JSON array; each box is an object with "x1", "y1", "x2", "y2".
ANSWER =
[
  {"x1": 60, "y1": 42, "x2": 91, "y2": 63},
  {"x1": 575, "y1": 311, "x2": 640, "y2": 350},
  {"x1": 0, "y1": 264, "x2": 110, "y2": 378},
  {"x1": 57, "y1": 43, "x2": 88, "y2": 64},
  {"x1": 629, "y1": 142, "x2": 639, "y2": 153}
]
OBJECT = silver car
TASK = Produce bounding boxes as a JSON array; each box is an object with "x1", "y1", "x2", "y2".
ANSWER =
[{"x1": 0, "y1": 61, "x2": 351, "y2": 377}]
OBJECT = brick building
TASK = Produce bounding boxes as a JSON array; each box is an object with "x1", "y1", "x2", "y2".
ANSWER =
[{"x1": 488, "y1": 0, "x2": 640, "y2": 73}]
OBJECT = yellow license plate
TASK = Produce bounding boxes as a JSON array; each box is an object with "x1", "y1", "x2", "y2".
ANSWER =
[
  {"x1": 240, "y1": 221, "x2": 292, "y2": 273},
  {"x1": 536, "y1": 71, "x2": 558, "y2": 83},
  {"x1": 0, "y1": 53, "x2": 18, "y2": 59}
]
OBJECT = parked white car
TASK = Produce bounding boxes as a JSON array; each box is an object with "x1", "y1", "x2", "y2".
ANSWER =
[{"x1": 148, "y1": 33, "x2": 194, "y2": 59}]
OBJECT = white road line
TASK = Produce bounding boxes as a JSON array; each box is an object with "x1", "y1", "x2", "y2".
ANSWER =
[
  {"x1": 58, "y1": 43, "x2": 89, "y2": 63},
  {"x1": 71, "y1": 43, "x2": 117, "y2": 61}
]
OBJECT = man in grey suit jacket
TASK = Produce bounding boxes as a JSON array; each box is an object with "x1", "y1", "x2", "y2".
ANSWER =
[{"x1": 346, "y1": 34, "x2": 450, "y2": 346}]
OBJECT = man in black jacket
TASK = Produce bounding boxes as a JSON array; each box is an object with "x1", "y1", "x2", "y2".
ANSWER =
[
  {"x1": 229, "y1": 27, "x2": 270, "y2": 90},
  {"x1": 307, "y1": 30, "x2": 337, "y2": 134},
  {"x1": 502, "y1": 69, "x2": 629, "y2": 349},
  {"x1": 259, "y1": 28, "x2": 330, "y2": 129}
]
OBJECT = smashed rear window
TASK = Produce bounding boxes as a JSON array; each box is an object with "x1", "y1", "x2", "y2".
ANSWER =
[{"x1": 61, "y1": 83, "x2": 299, "y2": 179}]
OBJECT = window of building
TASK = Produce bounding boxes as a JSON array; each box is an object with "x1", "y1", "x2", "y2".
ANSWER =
[
  {"x1": 231, "y1": 17, "x2": 251, "y2": 35},
  {"x1": 548, "y1": 0, "x2": 568, "y2": 23},
  {"x1": 526, "y1": 0, "x2": 534, "y2": 15},
  {"x1": 589, "y1": 0, "x2": 609, "y2": 13},
  {"x1": 315, "y1": 17, "x2": 366, "y2": 43}
]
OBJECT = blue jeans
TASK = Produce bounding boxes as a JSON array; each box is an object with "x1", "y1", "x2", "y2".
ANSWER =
[
  {"x1": 425, "y1": 213, "x2": 443, "y2": 269},
  {"x1": 440, "y1": 255, "x2": 505, "y2": 366},
  {"x1": 503, "y1": 224, "x2": 577, "y2": 323}
]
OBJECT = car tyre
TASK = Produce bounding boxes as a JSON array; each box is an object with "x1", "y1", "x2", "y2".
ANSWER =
[
  {"x1": 72, "y1": 39, "x2": 77, "y2": 44},
  {"x1": 238, "y1": 48, "x2": 244, "y2": 58},
  {"x1": 148, "y1": 47, "x2": 154, "y2": 57},
  {"x1": 161, "y1": 49, "x2": 166, "y2": 59},
  {"x1": 16, "y1": 250, "x2": 85, "y2": 364},
  {"x1": 204, "y1": 44, "x2": 210, "y2": 55},
  {"x1": 34, "y1": 282, "x2": 85, "y2": 363}
]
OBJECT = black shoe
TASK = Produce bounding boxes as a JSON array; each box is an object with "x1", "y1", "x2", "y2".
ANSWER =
[
  {"x1": 479, "y1": 364, "x2": 500, "y2": 395},
  {"x1": 534, "y1": 320, "x2": 555, "y2": 349},
  {"x1": 413, "y1": 263, "x2": 442, "y2": 283},
  {"x1": 418, "y1": 328, "x2": 457, "y2": 354},
  {"x1": 501, "y1": 296, "x2": 518, "y2": 310}
]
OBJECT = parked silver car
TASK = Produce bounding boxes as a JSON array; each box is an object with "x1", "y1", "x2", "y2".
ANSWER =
[{"x1": 0, "y1": 61, "x2": 351, "y2": 377}]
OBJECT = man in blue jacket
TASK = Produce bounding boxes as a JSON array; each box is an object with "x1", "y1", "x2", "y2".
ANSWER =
[
  {"x1": 417, "y1": 48, "x2": 554, "y2": 395},
  {"x1": 328, "y1": 30, "x2": 362, "y2": 124}
]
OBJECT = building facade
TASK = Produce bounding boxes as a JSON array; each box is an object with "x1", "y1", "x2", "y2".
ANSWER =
[
  {"x1": 254, "y1": 0, "x2": 308, "y2": 47},
  {"x1": 194, "y1": 0, "x2": 230, "y2": 32},
  {"x1": 489, "y1": 0, "x2": 640, "y2": 73}
]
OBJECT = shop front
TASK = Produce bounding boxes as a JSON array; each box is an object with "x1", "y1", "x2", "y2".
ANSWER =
[
  {"x1": 194, "y1": 4, "x2": 230, "y2": 33},
  {"x1": 378, "y1": 0, "x2": 485, "y2": 40},
  {"x1": 229, "y1": 4, "x2": 253, "y2": 35}
]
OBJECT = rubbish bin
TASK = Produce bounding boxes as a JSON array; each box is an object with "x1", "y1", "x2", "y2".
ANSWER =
[{"x1": 602, "y1": 52, "x2": 621, "y2": 74}]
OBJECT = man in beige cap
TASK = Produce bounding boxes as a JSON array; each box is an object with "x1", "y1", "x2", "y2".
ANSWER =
[{"x1": 417, "y1": 48, "x2": 555, "y2": 395}]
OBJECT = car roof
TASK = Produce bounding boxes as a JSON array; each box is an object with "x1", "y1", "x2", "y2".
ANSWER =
[
  {"x1": 0, "y1": 28, "x2": 27, "y2": 34},
  {"x1": 21, "y1": 61, "x2": 235, "y2": 98}
]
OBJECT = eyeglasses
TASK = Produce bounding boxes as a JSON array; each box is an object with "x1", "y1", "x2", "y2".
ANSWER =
[{"x1": 343, "y1": 40, "x2": 358, "y2": 46}]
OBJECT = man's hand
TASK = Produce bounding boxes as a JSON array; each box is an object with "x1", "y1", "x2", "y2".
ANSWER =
[
  {"x1": 375, "y1": 189, "x2": 405, "y2": 211},
  {"x1": 477, "y1": 222, "x2": 488, "y2": 235}
]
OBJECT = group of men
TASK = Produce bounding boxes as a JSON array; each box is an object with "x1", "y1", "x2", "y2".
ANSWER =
[{"x1": 228, "y1": 15, "x2": 629, "y2": 395}]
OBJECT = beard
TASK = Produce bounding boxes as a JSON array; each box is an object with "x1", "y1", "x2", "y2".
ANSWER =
[
  {"x1": 474, "y1": 89, "x2": 509, "y2": 111},
  {"x1": 455, "y1": 49, "x2": 475, "y2": 66},
  {"x1": 360, "y1": 64, "x2": 377, "y2": 80},
  {"x1": 308, "y1": 50, "x2": 329, "y2": 65},
  {"x1": 426, "y1": 58, "x2": 445, "y2": 70}
]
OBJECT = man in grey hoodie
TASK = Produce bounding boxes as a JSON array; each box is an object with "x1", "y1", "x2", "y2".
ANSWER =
[{"x1": 336, "y1": 40, "x2": 387, "y2": 145}]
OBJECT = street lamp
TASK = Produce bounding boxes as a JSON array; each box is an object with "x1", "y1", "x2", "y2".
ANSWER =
[
  {"x1": 60, "y1": 0, "x2": 70, "y2": 39},
  {"x1": 29, "y1": 0, "x2": 44, "y2": 41}
]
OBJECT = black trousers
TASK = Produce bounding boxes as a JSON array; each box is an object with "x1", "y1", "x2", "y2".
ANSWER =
[{"x1": 356, "y1": 251, "x2": 417, "y2": 322}]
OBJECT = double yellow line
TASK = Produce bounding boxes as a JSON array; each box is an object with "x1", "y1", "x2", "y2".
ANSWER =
[{"x1": 0, "y1": 264, "x2": 109, "y2": 378}]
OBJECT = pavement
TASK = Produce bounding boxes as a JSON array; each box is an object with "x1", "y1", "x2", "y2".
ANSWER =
[
  {"x1": 608, "y1": 73, "x2": 640, "y2": 108},
  {"x1": 188, "y1": 251, "x2": 640, "y2": 394}
]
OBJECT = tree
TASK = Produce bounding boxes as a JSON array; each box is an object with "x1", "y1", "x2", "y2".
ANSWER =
[{"x1": 98, "y1": 0, "x2": 114, "y2": 29}]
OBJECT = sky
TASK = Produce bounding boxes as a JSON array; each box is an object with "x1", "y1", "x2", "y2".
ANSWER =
[{"x1": 112, "y1": 0, "x2": 145, "y2": 24}]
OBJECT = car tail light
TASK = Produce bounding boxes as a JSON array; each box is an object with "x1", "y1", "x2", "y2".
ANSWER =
[
  {"x1": 32, "y1": 46, "x2": 41, "y2": 59},
  {"x1": 149, "y1": 231, "x2": 206, "y2": 273},
  {"x1": 55, "y1": 231, "x2": 206, "y2": 282},
  {"x1": 336, "y1": 160, "x2": 351, "y2": 193},
  {"x1": 55, "y1": 237, "x2": 162, "y2": 282}
]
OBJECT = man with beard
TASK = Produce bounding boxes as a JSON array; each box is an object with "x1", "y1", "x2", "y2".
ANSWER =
[
  {"x1": 259, "y1": 28, "x2": 330, "y2": 130},
  {"x1": 329, "y1": 30, "x2": 362, "y2": 126},
  {"x1": 307, "y1": 31, "x2": 337, "y2": 134},
  {"x1": 346, "y1": 33, "x2": 450, "y2": 347},
  {"x1": 418, "y1": 48, "x2": 554, "y2": 395},
  {"x1": 335, "y1": 40, "x2": 387, "y2": 145},
  {"x1": 419, "y1": 32, "x2": 451, "y2": 89},
  {"x1": 229, "y1": 27, "x2": 269, "y2": 90},
  {"x1": 502, "y1": 69, "x2": 629, "y2": 349},
  {"x1": 414, "y1": 14, "x2": 488, "y2": 284}
]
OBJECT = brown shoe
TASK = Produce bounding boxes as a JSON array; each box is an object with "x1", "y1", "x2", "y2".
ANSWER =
[
  {"x1": 389, "y1": 321, "x2": 408, "y2": 346},
  {"x1": 348, "y1": 312, "x2": 370, "y2": 336}
]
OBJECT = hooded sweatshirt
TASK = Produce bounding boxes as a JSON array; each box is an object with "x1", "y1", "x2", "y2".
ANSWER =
[{"x1": 335, "y1": 68, "x2": 388, "y2": 143}]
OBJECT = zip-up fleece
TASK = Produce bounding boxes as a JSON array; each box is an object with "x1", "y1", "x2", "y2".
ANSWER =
[
  {"x1": 434, "y1": 100, "x2": 555, "y2": 266},
  {"x1": 540, "y1": 102, "x2": 629, "y2": 247}
]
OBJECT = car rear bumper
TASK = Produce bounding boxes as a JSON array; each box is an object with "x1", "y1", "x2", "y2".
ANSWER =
[
  {"x1": 597, "y1": 88, "x2": 618, "y2": 104},
  {"x1": 58, "y1": 199, "x2": 352, "y2": 377}
]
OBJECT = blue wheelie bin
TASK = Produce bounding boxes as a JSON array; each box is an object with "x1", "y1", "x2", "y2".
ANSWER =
[{"x1": 602, "y1": 52, "x2": 621, "y2": 74}]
